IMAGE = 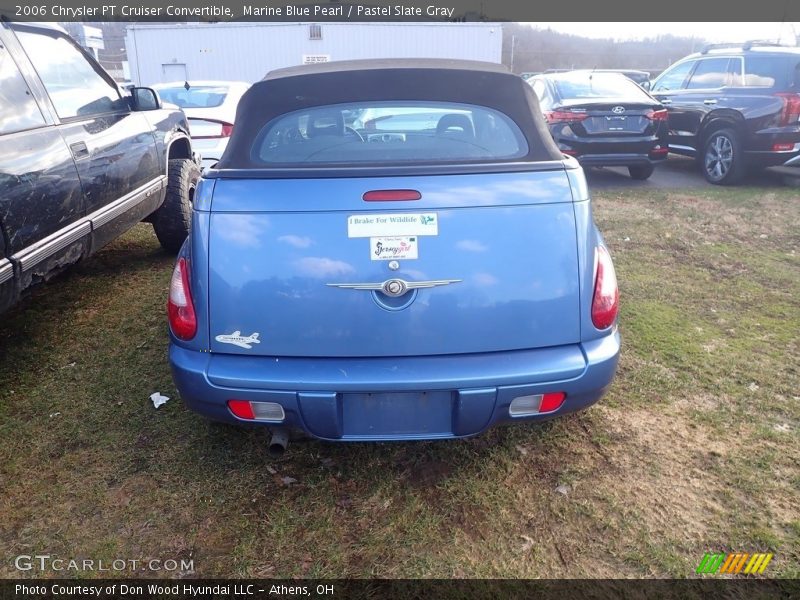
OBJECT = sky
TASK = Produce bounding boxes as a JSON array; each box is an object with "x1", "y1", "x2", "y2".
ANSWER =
[{"x1": 528, "y1": 22, "x2": 800, "y2": 44}]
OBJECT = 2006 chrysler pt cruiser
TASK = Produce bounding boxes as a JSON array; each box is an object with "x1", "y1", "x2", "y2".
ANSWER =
[{"x1": 167, "y1": 60, "x2": 621, "y2": 448}]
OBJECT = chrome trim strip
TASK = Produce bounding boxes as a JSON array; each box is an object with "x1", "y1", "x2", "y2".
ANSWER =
[
  {"x1": 0, "y1": 259, "x2": 12, "y2": 285},
  {"x1": 11, "y1": 176, "x2": 166, "y2": 273},
  {"x1": 89, "y1": 176, "x2": 166, "y2": 228},
  {"x1": 783, "y1": 154, "x2": 800, "y2": 167},
  {"x1": 668, "y1": 144, "x2": 695, "y2": 152},
  {"x1": 14, "y1": 221, "x2": 91, "y2": 272}
]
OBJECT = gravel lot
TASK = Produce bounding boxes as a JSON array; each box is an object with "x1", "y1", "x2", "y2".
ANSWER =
[{"x1": 586, "y1": 154, "x2": 800, "y2": 190}]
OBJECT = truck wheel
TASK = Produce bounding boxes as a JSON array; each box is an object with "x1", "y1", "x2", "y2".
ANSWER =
[
  {"x1": 702, "y1": 129, "x2": 746, "y2": 185},
  {"x1": 628, "y1": 164, "x2": 654, "y2": 180},
  {"x1": 153, "y1": 159, "x2": 200, "y2": 254}
]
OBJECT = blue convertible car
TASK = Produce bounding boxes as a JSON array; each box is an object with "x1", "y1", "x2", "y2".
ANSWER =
[{"x1": 167, "y1": 60, "x2": 620, "y2": 452}]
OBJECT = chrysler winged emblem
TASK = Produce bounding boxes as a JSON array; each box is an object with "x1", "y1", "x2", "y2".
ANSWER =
[
  {"x1": 327, "y1": 278, "x2": 461, "y2": 298},
  {"x1": 612, "y1": 106, "x2": 626, "y2": 114}
]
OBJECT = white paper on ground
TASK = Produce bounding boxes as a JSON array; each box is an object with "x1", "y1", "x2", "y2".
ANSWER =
[{"x1": 150, "y1": 392, "x2": 170, "y2": 409}]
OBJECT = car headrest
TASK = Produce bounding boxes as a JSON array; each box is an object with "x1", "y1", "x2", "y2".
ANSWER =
[{"x1": 436, "y1": 114, "x2": 474, "y2": 137}]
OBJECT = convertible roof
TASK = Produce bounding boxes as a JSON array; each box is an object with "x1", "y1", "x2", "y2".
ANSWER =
[
  {"x1": 216, "y1": 59, "x2": 562, "y2": 169},
  {"x1": 263, "y1": 58, "x2": 513, "y2": 79}
]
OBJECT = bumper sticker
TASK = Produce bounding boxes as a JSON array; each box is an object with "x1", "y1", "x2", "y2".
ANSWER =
[
  {"x1": 347, "y1": 213, "x2": 438, "y2": 238},
  {"x1": 370, "y1": 236, "x2": 418, "y2": 260}
]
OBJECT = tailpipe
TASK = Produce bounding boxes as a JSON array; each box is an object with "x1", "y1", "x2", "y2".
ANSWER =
[{"x1": 268, "y1": 428, "x2": 289, "y2": 458}]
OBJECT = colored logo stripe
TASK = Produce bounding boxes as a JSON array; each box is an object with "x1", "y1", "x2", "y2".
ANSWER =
[{"x1": 697, "y1": 552, "x2": 773, "y2": 575}]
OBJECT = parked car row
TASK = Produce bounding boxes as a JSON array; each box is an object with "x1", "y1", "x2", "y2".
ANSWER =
[{"x1": 527, "y1": 42, "x2": 800, "y2": 184}]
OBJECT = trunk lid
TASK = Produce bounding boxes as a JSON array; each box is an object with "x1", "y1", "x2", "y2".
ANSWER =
[
  {"x1": 207, "y1": 170, "x2": 581, "y2": 357},
  {"x1": 559, "y1": 100, "x2": 659, "y2": 136}
]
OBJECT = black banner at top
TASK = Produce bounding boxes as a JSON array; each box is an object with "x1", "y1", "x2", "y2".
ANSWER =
[{"x1": 0, "y1": 0, "x2": 799, "y2": 22}]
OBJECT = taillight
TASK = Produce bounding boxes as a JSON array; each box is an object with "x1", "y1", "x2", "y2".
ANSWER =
[
  {"x1": 591, "y1": 246, "x2": 619, "y2": 330},
  {"x1": 776, "y1": 93, "x2": 800, "y2": 126},
  {"x1": 167, "y1": 257, "x2": 197, "y2": 340},
  {"x1": 544, "y1": 110, "x2": 589, "y2": 124},
  {"x1": 509, "y1": 391, "x2": 566, "y2": 416},
  {"x1": 646, "y1": 109, "x2": 669, "y2": 121},
  {"x1": 191, "y1": 119, "x2": 234, "y2": 139},
  {"x1": 227, "y1": 400, "x2": 285, "y2": 422}
]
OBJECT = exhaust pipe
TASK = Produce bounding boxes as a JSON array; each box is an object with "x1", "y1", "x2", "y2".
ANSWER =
[{"x1": 268, "y1": 428, "x2": 289, "y2": 458}]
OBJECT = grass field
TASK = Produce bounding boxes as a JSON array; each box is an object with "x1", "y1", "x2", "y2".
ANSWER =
[{"x1": 0, "y1": 187, "x2": 798, "y2": 578}]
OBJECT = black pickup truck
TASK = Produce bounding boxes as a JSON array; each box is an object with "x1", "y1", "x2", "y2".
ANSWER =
[{"x1": 0, "y1": 22, "x2": 199, "y2": 314}]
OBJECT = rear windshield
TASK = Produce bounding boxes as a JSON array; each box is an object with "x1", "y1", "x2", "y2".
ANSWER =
[
  {"x1": 743, "y1": 56, "x2": 800, "y2": 89},
  {"x1": 156, "y1": 85, "x2": 228, "y2": 108},
  {"x1": 554, "y1": 73, "x2": 651, "y2": 100},
  {"x1": 251, "y1": 101, "x2": 528, "y2": 165}
]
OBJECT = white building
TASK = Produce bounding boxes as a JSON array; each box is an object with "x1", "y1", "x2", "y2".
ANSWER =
[{"x1": 125, "y1": 22, "x2": 503, "y2": 85}]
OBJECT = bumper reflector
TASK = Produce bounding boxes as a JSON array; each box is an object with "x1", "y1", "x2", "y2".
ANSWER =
[
  {"x1": 227, "y1": 400, "x2": 285, "y2": 422},
  {"x1": 509, "y1": 392, "x2": 566, "y2": 417}
]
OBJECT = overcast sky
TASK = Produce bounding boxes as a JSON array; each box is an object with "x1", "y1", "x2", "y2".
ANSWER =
[{"x1": 528, "y1": 22, "x2": 800, "y2": 44}]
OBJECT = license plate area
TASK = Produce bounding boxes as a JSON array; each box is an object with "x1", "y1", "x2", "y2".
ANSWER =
[
  {"x1": 341, "y1": 391, "x2": 454, "y2": 437},
  {"x1": 586, "y1": 115, "x2": 646, "y2": 133}
]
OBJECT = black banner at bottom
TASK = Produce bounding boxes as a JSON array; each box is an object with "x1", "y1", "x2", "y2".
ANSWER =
[{"x1": 2, "y1": 579, "x2": 799, "y2": 600}]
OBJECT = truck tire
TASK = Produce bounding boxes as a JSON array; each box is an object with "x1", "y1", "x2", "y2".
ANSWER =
[
  {"x1": 153, "y1": 159, "x2": 200, "y2": 254},
  {"x1": 702, "y1": 128, "x2": 746, "y2": 185},
  {"x1": 628, "y1": 164, "x2": 654, "y2": 180}
]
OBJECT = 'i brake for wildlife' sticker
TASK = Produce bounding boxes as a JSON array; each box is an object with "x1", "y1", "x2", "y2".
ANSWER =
[
  {"x1": 347, "y1": 213, "x2": 438, "y2": 238},
  {"x1": 370, "y1": 236, "x2": 418, "y2": 260}
]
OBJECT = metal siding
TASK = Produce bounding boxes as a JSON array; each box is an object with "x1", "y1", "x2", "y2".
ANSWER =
[{"x1": 125, "y1": 23, "x2": 503, "y2": 85}]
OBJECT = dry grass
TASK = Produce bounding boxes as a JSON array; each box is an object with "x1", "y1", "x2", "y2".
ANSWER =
[{"x1": 0, "y1": 186, "x2": 798, "y2": 579}]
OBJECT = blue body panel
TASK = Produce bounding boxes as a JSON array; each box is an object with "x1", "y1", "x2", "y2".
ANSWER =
[{"x1": 169, "y1": 161, "x2": 621, "y2": 441}]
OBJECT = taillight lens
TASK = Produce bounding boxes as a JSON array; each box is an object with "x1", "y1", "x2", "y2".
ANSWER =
[
  {"x1": 646, "y1": 109, "x2": 669, "y2": 121},
  {"x1": 167, "y1": 257, "x2": 197, "y2": 340},
  {"x1": 544, "y1": 110, "x2": 589, "y2": 124},
  {"x1": 591, "y1": 246, "x2": 619, "y2": 330},
  {"x1": 190, "y1": 119, "x2": 234, "y2": 139},
  {"x1": 776, "y1": 93, "x2": 800, "y2": 126}
]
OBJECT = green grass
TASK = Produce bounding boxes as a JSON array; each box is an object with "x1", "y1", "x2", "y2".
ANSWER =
[{"x1": 0, "y1": 186, "x2": 798, "y2": 578}]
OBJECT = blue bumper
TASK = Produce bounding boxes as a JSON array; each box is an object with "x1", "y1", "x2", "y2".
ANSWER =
[{"x1": 169, "y1": 330, "x2": 620, "y2": 441}]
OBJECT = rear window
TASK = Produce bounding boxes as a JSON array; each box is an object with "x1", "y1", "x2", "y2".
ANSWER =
[
  {"x1": 743, "y1": 56, "x2": 798, "y2": 89},
  {"x1": 553, "y1": 73, "x2": 651, "y2": 100},
  {"x1": 156, "y1": 85, "x2": 228, "y2": 108},
  {"x1": 251, "y1": 101, "x2": 528, "y2": 165}
]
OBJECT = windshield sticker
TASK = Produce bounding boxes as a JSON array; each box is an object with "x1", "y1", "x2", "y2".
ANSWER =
[
  {"x1": 370, "y1": 236, "x2": 419, "y2": 261},
  {"x1": 215, "y1": 331, "x2": 261, "y2": 349},
  {"x1": 347, "y1": 213, "x2": 438, "y2": 238}
]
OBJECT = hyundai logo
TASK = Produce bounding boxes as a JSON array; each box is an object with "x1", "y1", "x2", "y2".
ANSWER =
[{"x1": 612, "y1": 106, "x2": 626, "y2": 114}]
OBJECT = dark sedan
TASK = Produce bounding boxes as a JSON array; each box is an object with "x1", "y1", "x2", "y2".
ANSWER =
[{"x1": 529, "y1": 71, "x2": 669, "y2": 179}]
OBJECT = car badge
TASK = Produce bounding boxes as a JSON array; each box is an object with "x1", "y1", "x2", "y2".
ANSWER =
[
  {"x1": 612, "y1": 106, "x2": 626, "y2": 114},
  {"x1": 215, "y1": 330, "x2": 261, "y2": 349},
  {"x1": 388, "y1": 260, "x2": 400, "y2": 271},
  {"x1": 327, "y1": 278, "x2": 461, "y2": 297}
]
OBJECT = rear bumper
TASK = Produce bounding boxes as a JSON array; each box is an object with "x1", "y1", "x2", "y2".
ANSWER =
[
  {"x1": 169, "y1": 330, "x2": 621, "y2": 441},
  {"x1": 745, "y1": 131, "x2": 800, "y2": 167},
  {"x1": 575, "y1": 153, "x2": 666, "y2": 167}
]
